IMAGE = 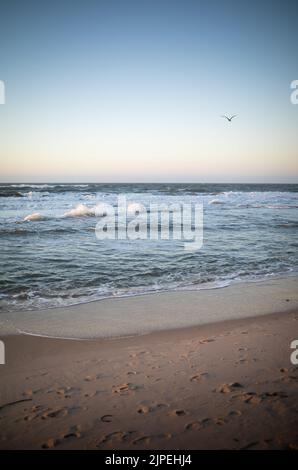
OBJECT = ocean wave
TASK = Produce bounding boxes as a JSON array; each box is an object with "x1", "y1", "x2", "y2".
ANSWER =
[
  {"x1": 1, "y1": 183, "x2": 297, "y2": 198},
  {"x1": 23, "y1": 191, "x2": 50, "y2": 198},
  {"x1": 266, "y1": 205, "x2": 298, "y2": 209},
  {"x1": 276, "y1": 222, "x2": 298, "y2": 228},
  {"x1": 237, "y1": 203, "x2": 298, "y2": 209},
  {"x1": 9, "y1": 183, "x2": 89, "y2": 189},
  {"x1": 63, "y1": 203, "x2": 96, "y2": 218},
  {"x1": 0, "y1": 190, "x2": 23, "y2": 197},
  {"x1": 208, "y1": 199, "x2": 225, "y2": 205},
  {"x1": 1, "y1": 270, "x2": 297, "y2": 313},
  {"x1": 0, "y1": 225, "x2": 88, "y2": 236},
  {"x1": 23, "y1": 212, "x2": 45, "y2": 222}
]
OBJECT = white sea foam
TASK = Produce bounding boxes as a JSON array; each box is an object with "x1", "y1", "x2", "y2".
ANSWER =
[
  {"x1": 237, "y1": 203, "x2": 298, "y2": 209},
  {"x1": 23, "y1": 212, "x2": 45, "y2": 222},
  {"x1": 63, "y1": 204, "x2": 95, "y2": 218},
  {"x1": 208, "y1": 199, "x2": 225, "y2": 205},
  {"x1": 12, "y1": 184, "x2": 54, "y2": 189}
]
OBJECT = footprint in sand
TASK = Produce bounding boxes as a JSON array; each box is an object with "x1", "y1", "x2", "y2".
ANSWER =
[
  {"x1": 112, "y1": 383, "x2": 141, "y2": 395},
  {"x1": 240, "y1": 441, "x2": 260, "y2": 450},
  {"x1": 217, "y1": 382, "x2": 243, "y2": 393},
  {"x1": 42, "y1": 426, "x2": 82, "y2": 449},
  {"x1": 185, "y1": 418, "x2": 211, "y2": 431},
  {"x1": 137, "y1": 405, "x2": 150, "y2": 414},
  {"x1": 137, "y1": 403, "x2": 168, "y2": 414},
  {"x1": 174, "y1": 409, "x2": 239, "y2": 431},
  {"x1": 24, "y1": 405, "x2": 45, "y2": 421},
  {"x1": 41, "y1": 405, "x2": 81, "y2": 420},
  {"x1": 22, "y1": 390, "x2": 34, "y2": 398},
  {"x1": 42, "y1": 408, "x2": 68, "y2": 419},
  {"x1": 228, "y1": 410, "x2": 242, "y2": 417},
  {"x1": 236, "y1": 390, "x2": 288, "y2": 404},
  {"x1": 101, "y1": 414, "x2": 113, "y2": 423},
  {"x1": 199, "y1": 338, "x2": 215, "y2": 344},
  {"x1": 84, "y1": 375, "x2": 101, "y2": 382},
  {"x1": 129, "y1": 351, "x2": 149, "y2": 358},
  {"x1": 169, "y1": 409, "x2": 187, "y2": 417},
  {"x1": 288, "y1": 443, "x2": 298, "y2": 450},
  {"x1": 190, "y1": 372, "x2": 210, "y2": 382},
  {"x1": 56, "y1": 386, "x2": 81, "y2": 398},
  {"x1": 214, "y1": 418, "x2": 226, "y2": 425},
  {"x1": 96, "y1": 430, "x2": 135, "y2": 446},
  {"x1": 62, "y1": 425, "x2": 82, "y2": 440},
  {"x1": 236, "y1": 358, "x2": 248, "y2": 364},
  {"x1": 84, "y1": 390, "x2": 100, "y2": 398},
  {"x1": 132, "y1": 436, "x2": 151, "y2": 445},
  {"x1": 42, "y1": 438, "x2": 61, "y2": 449},
  {"x1": 132, "y1": 433, "x2": 172, "y2": 446},
  {"x1": 281, "y1": 366, "x2": 298, "y2": 382},
  {"x1": 185, "y1": 421, "x2": 201, "y2": 431}
]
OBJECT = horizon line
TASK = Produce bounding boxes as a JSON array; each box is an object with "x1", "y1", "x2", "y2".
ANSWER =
[{"x1": 0, "y1": 181, "x2": 297, "y2": 185}]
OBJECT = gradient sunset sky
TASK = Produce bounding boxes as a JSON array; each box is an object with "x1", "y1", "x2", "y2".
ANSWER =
[{"x1": 0, "y1": 0, "x2": 297, "y2": 182}]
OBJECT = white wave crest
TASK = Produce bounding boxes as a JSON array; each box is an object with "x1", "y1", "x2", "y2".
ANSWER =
[
  {"x1": 208, "y1": 199, "x2": 225, "y2": 205},
  {"x1": 23, "y1": 212, "x2": 44, "y2": 221},
  {"x1": 63, "y1": 204, "x2": 95, "y2": 218}
]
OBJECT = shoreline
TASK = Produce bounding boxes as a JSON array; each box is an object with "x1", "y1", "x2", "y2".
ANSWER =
[
  {"x1": 1, "y1": 306, "x2": 298, "y2": 344},
  {"x1": 2, "y1": 270, "x2": 297, "y2": 312},
  {"x1": 1, "y1": 276, "x2": 298, "y2": 339}
]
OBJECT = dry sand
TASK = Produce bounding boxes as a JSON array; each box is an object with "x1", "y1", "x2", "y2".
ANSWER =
[{"x1": 1, "y1": 309, "x2": 298, "y2": 449}]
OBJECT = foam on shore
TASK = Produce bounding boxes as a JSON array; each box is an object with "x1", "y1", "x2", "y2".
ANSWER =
[{"x1": 0, "y1": 277, "x2": 297, "y2": 339}]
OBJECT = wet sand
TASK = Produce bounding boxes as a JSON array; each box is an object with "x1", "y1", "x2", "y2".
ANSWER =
[{"x1": 1, "y1": 277, "x2": 298, "y2": 338}]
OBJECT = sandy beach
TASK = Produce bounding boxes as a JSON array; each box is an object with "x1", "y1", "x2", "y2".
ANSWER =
[{"x1": 0, "y1": 279, "x2": 298, "y2": 450}]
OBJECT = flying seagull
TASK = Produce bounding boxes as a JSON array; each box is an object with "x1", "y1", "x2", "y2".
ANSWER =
[{"x1": 221, "y1": 114, "x2": 237, "y2": 122}]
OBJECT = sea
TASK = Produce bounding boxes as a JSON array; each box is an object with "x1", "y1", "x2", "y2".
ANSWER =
[{"x1": 0, "y1": 183, "x2": 297, "y2": 312}]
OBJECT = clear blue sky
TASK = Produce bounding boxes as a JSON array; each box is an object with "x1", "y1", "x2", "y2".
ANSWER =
[{"x1": 0, "y1": 0, "x2": 297, "y2": 182}]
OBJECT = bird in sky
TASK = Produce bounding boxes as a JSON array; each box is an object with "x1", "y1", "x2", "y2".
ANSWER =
[{"x1": 221, "y1": 114, "x2": 237, "y2": 122}]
